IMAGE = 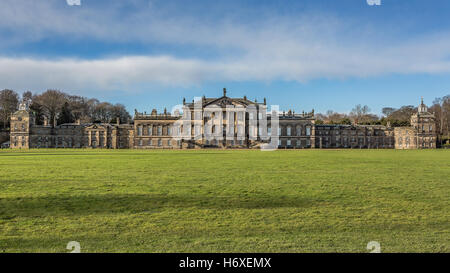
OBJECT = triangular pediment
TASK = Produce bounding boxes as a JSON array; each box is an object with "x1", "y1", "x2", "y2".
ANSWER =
[
  {"x1": 86, "y1": 124, "x2": 107, "y2": 130},
  {"x1": 203, "y1": 96, "x2": 256, "y2": 108}
]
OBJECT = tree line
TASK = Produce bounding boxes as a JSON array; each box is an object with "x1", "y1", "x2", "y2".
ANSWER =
[{"x1": 0, "y1": 89, "x2": 131, "y2": 129}]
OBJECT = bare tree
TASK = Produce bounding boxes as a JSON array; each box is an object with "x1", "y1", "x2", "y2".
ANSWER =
[
  {"x1": 93, "y1": 102, "x2": 114, "y2": 123},
  {"x1": 111, "y1": 103, "x2": 131, "y2": 123},
  {"x1": 350, "y1": 104, "x2": 371, "y2": 124},
  {"x1": 34, "y1": 90, "x2": 67, "y2": 127},
  {"x1": 385, "y1": 105, "x2": 416, "y2": 126},
  {"x1": 382, "y1": 107, "x2": 396, "y2": 117},
  {"x1": 0, "y1": 89, "x2": 19, "y2": 128}
]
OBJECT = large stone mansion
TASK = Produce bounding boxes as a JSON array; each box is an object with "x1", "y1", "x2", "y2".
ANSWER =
[{"x1": 9, "y1": 88, "x2": 437, "y2": 149}]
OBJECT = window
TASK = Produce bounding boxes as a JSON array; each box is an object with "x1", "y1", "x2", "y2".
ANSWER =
[
  {"x1": 195, "y1": 126, "x2": 201, "y2": 136},
  {"x1": 157, "y1": 126, "x2": 162, "y2": 136},
  {"x1": 158, "y1": 139, "x2": 162, "y2": 147},
  {"x1": 149, "y1": 139, "x2": 153, "y2": 146},
  {"x1": 297, "y1": 127, "x2": 301, "y2": 136},
  {"x1": 306, "y1": 127, "x2": 311, "y2": 136},
  {"x1": 148, "y1": 126, "x2": 152, "y2": 136},
  {"x1": 287, "y1": 127, "x2": 291, "y2": 136},
  {"x1": 168, "y1": 140, "x2": 172, "y2": 146},
  {"x1": 238, "y1": 125, "x2": 245, "y2": 136},
  {"x1": 278, "y1": 127, "x2": 282, "y2": 136},
  {"x1": 139, "y1": 139, "x2": 143, "y2": 146},
  {"x1": 167, "y1": 126, "x2": 172, "y2": 136},
  {"x1": 429, "y1": 125, "x2": 433, "y2": 132},
  {"x1": 296, "y1": 140, "x2": 301, "y2": 147},
  {"x1": 287, "y1": 139, "x2": 291, "y2": 146},
  {"x1": 138, "y1": 126, "x2": 143, "y2": 136},
  {"x1": 268, "y1": 127, "x2": 272, "y2": 135},
  {"x1": 278, "y1": 139, "x2": 282, "y2": 146}
]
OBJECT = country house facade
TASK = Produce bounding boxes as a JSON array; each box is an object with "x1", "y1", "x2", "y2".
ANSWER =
[{"x1": 9, "y1": 89, "x2": 437, "y2": 149}]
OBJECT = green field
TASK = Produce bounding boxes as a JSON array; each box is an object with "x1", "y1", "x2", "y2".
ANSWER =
[{"x1": 0, "y1": 149, "x2": 449, "y2": 253}]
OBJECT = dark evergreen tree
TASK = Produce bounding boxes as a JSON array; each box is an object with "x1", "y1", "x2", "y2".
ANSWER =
[{"x1": 57, "y1": 102, "x2": 74, "y2": 125}]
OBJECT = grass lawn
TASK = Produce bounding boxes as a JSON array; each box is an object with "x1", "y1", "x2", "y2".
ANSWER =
[{"x1": 0, "y1": 149, "x2": 449, "y2": 253}]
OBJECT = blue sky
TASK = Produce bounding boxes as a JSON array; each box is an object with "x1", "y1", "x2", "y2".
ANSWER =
[{"x1": 1, "y1": 0, "x2": 450, "y2": 115}]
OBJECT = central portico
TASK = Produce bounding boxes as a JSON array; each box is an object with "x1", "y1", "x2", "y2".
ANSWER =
[{"x1": 133, "y1": 88, "x2": 315, "y2": 149}]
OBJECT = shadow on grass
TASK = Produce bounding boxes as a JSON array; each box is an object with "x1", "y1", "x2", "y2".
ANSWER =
[{"x1": 0, "y1": 193, "x2": 322, "y2": 218}]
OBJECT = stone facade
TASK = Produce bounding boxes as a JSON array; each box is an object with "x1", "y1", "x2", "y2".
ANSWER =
[
  {"x1": 10, "y1": 102, "x2": 134, "y2": 149},
  {"x1": 393, "y1": 98, "x2": 437, "y2": 149},
  {"x1": 9, "y1": 90, "x2": 437, "y2": 149}
]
